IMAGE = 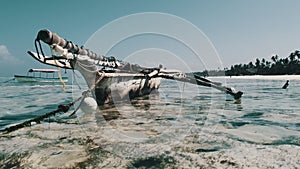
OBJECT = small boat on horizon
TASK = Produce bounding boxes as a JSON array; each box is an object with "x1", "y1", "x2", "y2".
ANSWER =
[{"x1": 14, "y1": 68, "x2": 68, "y2": 83}]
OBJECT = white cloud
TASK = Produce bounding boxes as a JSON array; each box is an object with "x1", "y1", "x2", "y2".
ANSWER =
[
  {"x1": 0, "y1": 45, "x2": 20, "y2": 63},
  {"x1": 0, "y1": 45, "x2": 26, "y2": 76}
]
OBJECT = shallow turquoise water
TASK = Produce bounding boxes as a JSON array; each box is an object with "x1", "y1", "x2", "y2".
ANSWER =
[
  {"x1": 0, "y1": 76, "x2": 299, "y2": 168},
  {"x1": 1, "y1": 76, "x2": 300, "y2": 143}
]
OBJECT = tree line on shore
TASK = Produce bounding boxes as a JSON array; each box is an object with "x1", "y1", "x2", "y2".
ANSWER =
[
  {"x1": 225, "y1": 50, "x2": 300, "y2": 76},
  {"x1": 193, "y1": 50, "x2": 300, "y2": 77}
]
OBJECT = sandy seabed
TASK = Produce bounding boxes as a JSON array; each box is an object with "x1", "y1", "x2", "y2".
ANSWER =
[{"x1": 1, "y1": 112, "x2": 299, "y2": 169}]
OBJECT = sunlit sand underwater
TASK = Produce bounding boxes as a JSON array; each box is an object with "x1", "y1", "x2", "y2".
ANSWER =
[{"x1": 0, "y1": 76, "x2": 299, "y2": 168}]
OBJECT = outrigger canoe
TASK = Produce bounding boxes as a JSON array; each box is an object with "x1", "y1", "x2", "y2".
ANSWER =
[{"x1": 28, "y1": 29, "x2": 243, "y2": 106}]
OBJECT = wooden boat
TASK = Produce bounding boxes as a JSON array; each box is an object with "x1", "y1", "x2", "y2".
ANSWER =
[
  {"x1": 14, "y1": 68, "x2": 68, "y2": 83},
  {"x1": 28, "y1": 29, "x2": 243, "y2": 106}
]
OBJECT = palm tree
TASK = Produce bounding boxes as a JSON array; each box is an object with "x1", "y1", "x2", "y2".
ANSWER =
[
  {"x1": 226, "y1": 50, "x2": 300, "y2": 76},
  {"x1": 271, "y1": 55, "x2": 279, "y2": 63},
  {"x1": 265, "y1": 61, "x2": 271, "y2": 68},
  {"x1": 261, "y1": 58, "x2": 266, "y2": 68},
  {"x1": 294, "y1": 50, "x2": 300, "y2": 57},
  {"x1": 289, "y1": 52, "x2": 296, "y2": 62},
  {"x1": 255, "y1": 58, "x2": 261, "y2": 68}
]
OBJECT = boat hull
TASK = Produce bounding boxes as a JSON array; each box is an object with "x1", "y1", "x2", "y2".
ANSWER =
[{"x1": 95, "y1": 73, "x2": 161, "y2": 105}]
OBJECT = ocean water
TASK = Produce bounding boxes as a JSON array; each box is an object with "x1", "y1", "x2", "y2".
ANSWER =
[{"x1": 0, "y1": 75, "x2": 300, "y2": 168}]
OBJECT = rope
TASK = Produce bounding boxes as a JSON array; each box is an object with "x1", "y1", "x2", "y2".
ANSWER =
[
  {"x1": 34, "y1": 39, "x2": 46, "y2": 60},
  {"x1": 72, "y1": 70, "x2": 82, "y2": 90},
  {"x1": 0, "y1": 96, "x2": 82, "y2": 134},
  {"x1": 50, "y1": 47, "x2": 67, "y2": 91},
  {"x1": 0, "y1": 70, "x2": 105, "y2": 134},
  {"x1": 34, "y1": 39, "x2": 40, "y2": 59},
  {"x1": 2, "y1": 78, "x2": 15, "y2": 83},
  {"x1": 69, "y1": 71, "x2": 105, "y2": 116}
]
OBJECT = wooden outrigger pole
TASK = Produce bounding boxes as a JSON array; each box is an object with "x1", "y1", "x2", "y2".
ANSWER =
[{"x1": 29, "y1": 29, "x2": 243, "y2": 100}]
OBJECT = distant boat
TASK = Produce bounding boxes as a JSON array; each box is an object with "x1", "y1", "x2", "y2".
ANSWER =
[{"x1": 14, "y1": 68, "x2": 68, "y2": 83}]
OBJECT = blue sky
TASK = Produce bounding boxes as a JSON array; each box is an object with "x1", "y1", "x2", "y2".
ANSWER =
[{"x1": 0, "y1": 0, "x2": 300, "y2": 76}]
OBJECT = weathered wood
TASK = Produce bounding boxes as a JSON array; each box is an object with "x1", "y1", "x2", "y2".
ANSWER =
[{"x1": 156, "y1": 72, "x2": 243, "y2": 99}]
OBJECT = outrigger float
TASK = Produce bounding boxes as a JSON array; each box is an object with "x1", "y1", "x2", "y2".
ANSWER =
[{"x1": 29, "y1": 29, "x2": 243, "y2": 106}]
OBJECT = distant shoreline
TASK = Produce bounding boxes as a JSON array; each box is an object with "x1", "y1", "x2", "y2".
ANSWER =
[{"x1": 208, "y1": 74, "x2": 300, "y2": 80}]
